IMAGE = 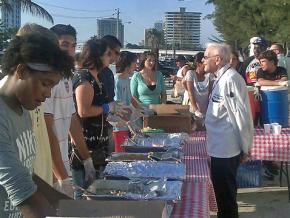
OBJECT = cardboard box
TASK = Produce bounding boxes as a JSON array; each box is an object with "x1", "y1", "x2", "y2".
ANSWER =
[
  {"x1": 57, "y1": 200, "x2": 168, "y2": 218},
  {"x1": 149, "y1": 104, "x2": 190, "y2": 115},
  {"x1": 143, "y1": 114, "x2": 192, "y2": 133}
]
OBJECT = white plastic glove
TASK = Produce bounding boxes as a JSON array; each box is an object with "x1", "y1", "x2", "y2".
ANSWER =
[
  {"x1": 83, "y1": 157, "x2": 96, "y2": 185},
  {"x1": 53, "y1": 178, "x2": 74, "y2": 198},
  {"x1": 189, "y1": 107, "x2": 202, "y2": 117},
  {"x1": 279, "y1": 81, "x2": 289, "y2": 86},
  {"x1": 194, "y1": 110, "x2": 204, "y2": 119}
]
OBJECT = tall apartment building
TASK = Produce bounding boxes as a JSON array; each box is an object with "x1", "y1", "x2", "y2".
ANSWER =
[
  {"x1": 97, "y1": 18, "x2": 124, "y2": 47},
  {"x1": 1, "y1": 0, "x2": 21, "y2": 29},
  {"x1": 164, "y1": 7, "x2": 201, "y2": 49},
  {"x1": 154, "y1": 20, "x2": 163, "y2": 32}
]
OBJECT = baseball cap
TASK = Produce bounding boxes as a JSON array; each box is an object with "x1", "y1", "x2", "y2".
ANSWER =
[{"x1": 251, "y1": 37, "x2": 267, "y2": 47}]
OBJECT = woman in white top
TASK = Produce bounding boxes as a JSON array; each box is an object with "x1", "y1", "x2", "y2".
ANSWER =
[{"x1": 184, "y1": 52, "x2": 213, "y2": 128}]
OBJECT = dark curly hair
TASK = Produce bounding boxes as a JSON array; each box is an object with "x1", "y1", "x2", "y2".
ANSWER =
[
  {"x1": 79, "y1": 38, "x2": 108, "y2": 71},
  {"x1": 2, "y1": 33, "x2": 74, "y2": 78},
  {"x1": 50, "y1": 24, "x2": 77, "y2": 40},
  {"x1": 258, "y1": 50, "x2": 278, "y2": 66},
  {"x1": 116, "y1": 51, "x2": 137, "y2": 73},
  {"x1": 138, "y1": 51, "x2": 156, "y2": 70}
]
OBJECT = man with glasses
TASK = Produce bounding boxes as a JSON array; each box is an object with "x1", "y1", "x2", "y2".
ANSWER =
[
  {"x1": 204, "y1": 43, "x2": 253, "y2": 218},
  {"x1": 99, "y1": 35, "x2": 122, "y2": 154}
]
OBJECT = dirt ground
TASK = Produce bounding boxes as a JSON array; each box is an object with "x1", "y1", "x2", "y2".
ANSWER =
[{"x1": 211, "y1": 167, "x2": 290, "y2": 218}]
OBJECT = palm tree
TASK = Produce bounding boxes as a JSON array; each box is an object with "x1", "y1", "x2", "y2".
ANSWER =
[
  {"x1": 1, "y1": 0, "x2": 53, "y2": 24},
  {"x1": 147, "y1": 28, "x2": 164, "y2": 50},
  {"x1": 147, "y1": 28, "x2": 164, "y2": 61}
]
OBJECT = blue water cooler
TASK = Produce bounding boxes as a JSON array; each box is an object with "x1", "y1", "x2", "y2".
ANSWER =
[{"x1": 261, "y1": 86, "x2": 289, "y2": 127}]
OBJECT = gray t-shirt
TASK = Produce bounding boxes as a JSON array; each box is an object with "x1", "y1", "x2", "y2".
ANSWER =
[{"x1": 0, "y1": 97, "x2": 37, "y2": 218}]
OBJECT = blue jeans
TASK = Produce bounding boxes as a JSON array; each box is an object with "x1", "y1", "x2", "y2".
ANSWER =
[{"x1": 71, "y1": 167, "x2": 86, "y2": 199}]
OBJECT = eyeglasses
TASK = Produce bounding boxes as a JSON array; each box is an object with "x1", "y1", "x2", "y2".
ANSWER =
[{"x1": 203, "y1": 55, "x2": 219, "y2": 60}]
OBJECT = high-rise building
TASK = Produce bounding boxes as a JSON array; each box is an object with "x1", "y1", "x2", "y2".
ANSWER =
[
  {"x1": 154, "y1": 20, "x2": 163, "y2": 32},
  {"x1": 97, "y1": 18, "x2": 124, "y2": 47},
  {"x1": 164, "y1": 7, "x2": 201, "y2": 49},
  {"x1": 1, "y1": 0, "x2": 21, "y2": 29}
]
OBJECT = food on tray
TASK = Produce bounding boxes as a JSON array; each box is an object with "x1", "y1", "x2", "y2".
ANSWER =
[
  {"x1": 107, "y1": 153, "x2": 150, "y2": 161},
  {"x1": 141, "y1": 127, "x2": 164, "y2": 134}
]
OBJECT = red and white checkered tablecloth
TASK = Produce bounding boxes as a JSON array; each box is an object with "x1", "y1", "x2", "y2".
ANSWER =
[
  {"x1": 171, "y1": 128, "x2": 290, "y2": 217},
  {"x1": 187, "y1": 129, "x2": 290, "y2": 162},
  {"x1": 184, "y1": 136, "x2": 208, "y2": 159},
  {"x1": 170, "y1": 182, "x2": 210, "y2": 218},
  {"x1": 251, "y1": 128, "x2": 290, "y2": 162},
  {"x1": 183, "y1": 138, "x2": 210, "y2": 182},
  {"x1": 170, "y1": 134, "x2": 218, "y2": 218}
]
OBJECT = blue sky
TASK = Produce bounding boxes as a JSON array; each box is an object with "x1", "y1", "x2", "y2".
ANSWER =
[{"x1": 22, "y1": 0, "x2": 218, "y2": 46}]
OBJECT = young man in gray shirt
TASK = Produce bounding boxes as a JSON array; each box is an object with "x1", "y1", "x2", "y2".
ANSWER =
[{"x1": 0, "y1": 33, "x2": 73, "y2": 217}]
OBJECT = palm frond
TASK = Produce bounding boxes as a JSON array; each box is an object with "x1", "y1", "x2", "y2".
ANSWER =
[{"x1": 20, "y1": 0, "x2": 53, "y2": 24}]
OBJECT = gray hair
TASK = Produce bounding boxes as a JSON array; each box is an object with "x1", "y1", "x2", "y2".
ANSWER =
[{"x1": 206, "y1": 42, "x2": 231, "y2": 64}]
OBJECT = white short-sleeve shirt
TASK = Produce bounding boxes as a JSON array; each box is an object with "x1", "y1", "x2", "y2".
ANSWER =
[{"x1": 43, "y1": 78, "x2": 75, "y2": 174}]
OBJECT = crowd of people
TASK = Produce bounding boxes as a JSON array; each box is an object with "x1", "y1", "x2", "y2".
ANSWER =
[
  {"x1": 0, "y1": 21, "x2": 289, "y2": 218},
  {"x1": 0, "y1": 21, "x2": 170, "y2": 218},
  {"x1": 171, "y1": 37, "x2": 289, "y2": 218}
]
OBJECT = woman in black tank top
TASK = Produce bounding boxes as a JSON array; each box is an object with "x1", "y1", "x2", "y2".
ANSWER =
[{"x1": 70, "y1": 38, "x2": 111, "y2": 198}]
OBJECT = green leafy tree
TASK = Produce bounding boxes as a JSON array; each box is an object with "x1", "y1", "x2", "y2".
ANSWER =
[
  {"x1": 1, "y1": 0, "x2": 53, "y2": 23},
  {"x1": 126, "y1": 43, "x2": 143, "y2": 49},
  {"x1": 206, "y1": 0, "x2": 290, "y2": 49}
]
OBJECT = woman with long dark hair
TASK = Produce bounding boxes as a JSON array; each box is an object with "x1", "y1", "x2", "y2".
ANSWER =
[
  {"x1": 184, "y1": 52, "x2": 213, "y2": 129},
  {"x1": 130, "y1": 51, "x2": 167, "y2": 105},
  {"x1": 70, "y1": 38, "x2": 113, "y2": 198}
]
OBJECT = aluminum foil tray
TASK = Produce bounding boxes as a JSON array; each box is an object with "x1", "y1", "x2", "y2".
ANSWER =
[
  {"x1": 124, "y1": 133, "x2": 187, "y2": 147},
  {"x1": 107, "y1": 150, "x2": 184, "y2": 162},
  {"x1": 84, "y1": 179, "x2": 183, "y2": 201},
  {"x1": 104, "y1": 161, "x2": 186, "y2": 180}
]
